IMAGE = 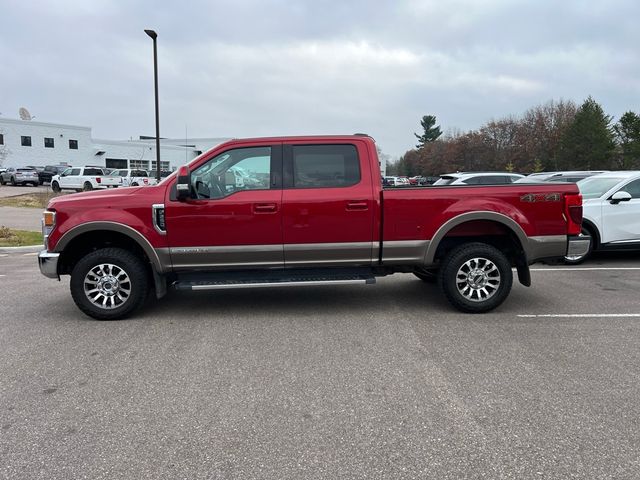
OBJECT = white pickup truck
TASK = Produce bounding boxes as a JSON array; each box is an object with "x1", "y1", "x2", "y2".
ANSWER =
[
  {"x1": 109, "y1": 169, "x2": 158, "y2": 187},
  {"x1": 51, "y1": 166, "x2": 122, "y2": 192}
]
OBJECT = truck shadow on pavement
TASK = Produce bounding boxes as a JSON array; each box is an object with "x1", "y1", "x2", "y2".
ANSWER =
[{"x1": 139, "y1": 274, "x2": 535, "y2": 323}]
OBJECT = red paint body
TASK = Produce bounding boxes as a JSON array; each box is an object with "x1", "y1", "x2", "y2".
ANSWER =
[{"x1": 47, "y1": 135, "x2": 580, "y2": 264}]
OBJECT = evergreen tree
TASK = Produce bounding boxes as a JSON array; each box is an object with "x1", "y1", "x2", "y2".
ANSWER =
[
  {"x1": 414, "y1": 115, "x2": 442, "y2": 148},
  {"x1": 557, "y1": 97, "x2": 615, "y2": 170},
  {"x1": 614, "y1": 111, "x2": 640, "y2": 169}
]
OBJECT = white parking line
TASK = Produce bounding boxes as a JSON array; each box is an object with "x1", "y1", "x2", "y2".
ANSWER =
[
  {"x1": 519, "y1": 314, "x2": 640, "y2": 318},
  {"x1": 22, "y1": 252, "x2": 38, "y2": 256},
  {"x1": 531, "y1": 267, "x2": 640, "y2": 271},
  {"x1": 0, "y1": 254, "x2": 7, "y2": 257}
]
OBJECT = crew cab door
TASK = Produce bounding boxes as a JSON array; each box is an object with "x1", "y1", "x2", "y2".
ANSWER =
[
  {"x1": 601, "y1": 178, "x2": 640, "y2": 244},
  {"x1": 60, "y1": 168, "x2": 81, "y2": 189},
  {"x1": 165, "y1": 144, "x2": 284, "y2": 270},
  {"x1": 282, "y1": 141, "x2": 376, "y2": 266}
]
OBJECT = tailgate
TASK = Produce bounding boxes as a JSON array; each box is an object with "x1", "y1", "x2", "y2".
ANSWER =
[{"x1": 99, "y1": 176, "x2": 122, "y2": 186}]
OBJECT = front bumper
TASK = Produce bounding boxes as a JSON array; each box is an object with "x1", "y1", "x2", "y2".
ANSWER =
[
  {"x1": 38, "y1": 250, "x2": 60, "y2": 279},
  {"x1": 567, "y1": 235, "x2": 591, "y2": 258}
]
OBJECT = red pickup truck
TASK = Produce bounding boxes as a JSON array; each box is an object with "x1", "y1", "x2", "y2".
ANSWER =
[{"x1": 38, "y1": 135, "x2": 588, "y2": 320}]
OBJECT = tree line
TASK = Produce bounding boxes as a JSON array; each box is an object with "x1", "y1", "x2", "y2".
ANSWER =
[{"x1": 388, "y1": 98, "x2": 640, "y2": 176}]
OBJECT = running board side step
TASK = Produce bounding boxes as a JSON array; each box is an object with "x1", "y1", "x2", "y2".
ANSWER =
[{"x1": 174, "y1": 275, "x2": 376, "y2": 291}]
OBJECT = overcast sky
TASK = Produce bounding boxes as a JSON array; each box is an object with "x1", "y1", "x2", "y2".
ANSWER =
[{"x1": 1, "y1": 0, "x2": 638, "y2": 158}]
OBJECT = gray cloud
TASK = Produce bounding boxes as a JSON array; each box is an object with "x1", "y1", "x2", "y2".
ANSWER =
[{"x1": 1, "y1": 0, "x2": 638, "y2": 158}]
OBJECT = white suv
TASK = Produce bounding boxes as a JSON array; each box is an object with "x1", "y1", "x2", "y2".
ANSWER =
[
  {"x1": 566, "y1": 171, "x2": 640, "y2": 263},
  {"x1": 433, "y1": 172, "x2": 524, "y2": 185}
]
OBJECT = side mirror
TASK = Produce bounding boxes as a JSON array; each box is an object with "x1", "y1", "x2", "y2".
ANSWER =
[
  {"x1": 176, "y1": 165, "x2": 191, "y2": 201},
  {"x1": 610, "y1": 191, "x2": 632, "y2": 204}
]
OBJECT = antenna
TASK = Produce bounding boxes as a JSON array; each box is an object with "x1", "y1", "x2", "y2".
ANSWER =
[{"x1": 19, "y1": 107, "x2": 32, "y2": 121}]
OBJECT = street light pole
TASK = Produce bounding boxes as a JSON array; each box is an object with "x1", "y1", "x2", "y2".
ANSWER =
[{"x1": 144, "y1": 29, "x2": 161, "y2": 183}]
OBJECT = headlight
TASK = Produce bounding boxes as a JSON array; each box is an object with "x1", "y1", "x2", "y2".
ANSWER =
[{"x1": 42, "y1": 210, "x2": 56, "y2": 249}]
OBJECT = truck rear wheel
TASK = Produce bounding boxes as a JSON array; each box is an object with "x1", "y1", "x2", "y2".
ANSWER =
[
  {"x1": 70, "y1": 248, "x2": 149, "y2": 320},
  {"x1": 438, "y1": 242, "x2": 513, "y2": 313},
  {"x1": 83, "y1": 182, "x2": 93, "y2": 191}
]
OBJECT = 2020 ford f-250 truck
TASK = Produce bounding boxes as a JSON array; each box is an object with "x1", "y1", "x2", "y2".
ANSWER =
[{"x1": 38, "y1": 135, "x2": 589, "y2": 320}]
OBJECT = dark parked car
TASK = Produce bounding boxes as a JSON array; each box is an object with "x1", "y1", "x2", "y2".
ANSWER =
[{"x1": 38, "y1": 165, "x2": 69, "y2": 185}]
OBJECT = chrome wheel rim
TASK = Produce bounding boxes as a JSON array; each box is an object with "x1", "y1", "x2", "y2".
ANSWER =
[
  {"x1": 83, "y1": 263, "x2": 132, "y2": 309},
  {"x1": 456, "y1": 257, "x2": 501, "y2": 302}
]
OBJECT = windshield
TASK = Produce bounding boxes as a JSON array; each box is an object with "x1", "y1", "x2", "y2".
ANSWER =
[
  {"x1": 577, "y1": 177, "x2": 625, "y2": 199},
  {"x1": 433, "y1": 176, "x2": 457, "y2": 186}
]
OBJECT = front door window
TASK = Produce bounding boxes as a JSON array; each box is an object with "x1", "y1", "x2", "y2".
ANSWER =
[{"x1": 191, "y1": 147, "x2": 271, "y2": 200}]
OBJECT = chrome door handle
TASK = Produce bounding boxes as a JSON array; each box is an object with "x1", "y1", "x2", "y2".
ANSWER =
[
  {"x1": 254, "y1": 203, "x2": 278, "y2": 213},
  {"x1": 346, "y1": 201, "x2": 368, "y2": 211}
]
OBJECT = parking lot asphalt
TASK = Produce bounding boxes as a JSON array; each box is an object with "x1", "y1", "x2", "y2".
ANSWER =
[
  {"x1": 1, "y1": 252, "x2": 640, "y2": 479},
  {"x1": 0, "y1": 206, "x2": 43, "y2": 232},
  {"x1": 0, "y1": 184, "x2": 52, "y2": 199}
]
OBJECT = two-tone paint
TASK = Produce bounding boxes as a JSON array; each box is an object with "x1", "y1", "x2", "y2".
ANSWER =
[{"x1": 42, "y1": 135, "x2": 581, "y2": 286}]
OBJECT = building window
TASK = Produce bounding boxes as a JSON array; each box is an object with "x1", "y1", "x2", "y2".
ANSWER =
[
  {"x1": 69, "y1": 139, "x2": 78, "y2": 149},
  {"x1": 21, "y1": 136, "x2": 32, "y2": 147},
  {"x1": 151, "y1": 161, "x2": 170, "y2": 171},
  {"x1": 0, "y1": 134, "x2": 4, "y2": 145},
  {"x1": 129, "y1": 160, "x2": 150, "y2": 170},
  {"x1": 106, "y1": 158, "x2": 128, "y2": 169},
  {"x1": 44, "y1": 137, "x2": 55, "y2": 148}
]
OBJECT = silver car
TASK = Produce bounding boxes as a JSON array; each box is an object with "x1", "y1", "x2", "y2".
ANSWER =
[{"x1": 0, "y1": 167, "x2": 40, "y2": 186}]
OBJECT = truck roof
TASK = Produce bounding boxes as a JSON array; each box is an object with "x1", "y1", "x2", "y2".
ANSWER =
[{"x1": 219, "y1": 134, "x2": 375, "y2": 145}]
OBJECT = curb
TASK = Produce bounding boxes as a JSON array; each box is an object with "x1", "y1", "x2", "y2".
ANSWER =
[{"x1": 0, "y1": 245, "x2": 42, "y2": 254}]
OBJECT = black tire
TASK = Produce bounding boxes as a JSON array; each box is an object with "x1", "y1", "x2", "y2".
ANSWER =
[
  {"x1": 70, "y1": 248, "x2": 149, "y2": 320},
  {"x1": 39, "y1": 179, "x2": 44, "y2": 185},
  {"x1": 438, "y1": 242, "x2": 513, "y2": 313},
  {"x1": 10, "y1": 177, "x2": 16, "y2": 186},
  {"x1": 131, "y1": 182, "x2": 138, "y2": 187},
  {"x1": 0, "y1": 176, "x2": 5, "y2": 185},
  {"x1": 51, "y1": 181, "x2": 61, "y2": 193},
  {"x1": 83, "y1": 182, "x2": 93, "y2": 191},
  {"x1": 564, "y1": 226, "x2": 594, "y2": 265},
  {"x1": 413, "y1": 269, "x2": 438, "y2": 283}
]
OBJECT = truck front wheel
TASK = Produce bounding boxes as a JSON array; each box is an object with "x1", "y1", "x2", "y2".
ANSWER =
[
  {"x1": 51, "y1": 181, "x2": 61, "y2": 192},
  {"x1": 70, "y1": 248, "x2": 149, "y2": 320},
  {"x1": 438, "y1": 242, "x2": 513, "y2": 313}
]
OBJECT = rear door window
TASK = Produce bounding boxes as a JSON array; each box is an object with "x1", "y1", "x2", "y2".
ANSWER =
[
  {"x1": 84, "y1": 168, "x2": 103, "y2": 176},
  {"x1": 288, "y1": 144, "x2": 360, "y2": 188}
]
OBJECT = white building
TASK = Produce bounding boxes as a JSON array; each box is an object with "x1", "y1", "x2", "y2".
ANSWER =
[{"x1": 0, "y1": 117, "x2": 230, "y2": 172}]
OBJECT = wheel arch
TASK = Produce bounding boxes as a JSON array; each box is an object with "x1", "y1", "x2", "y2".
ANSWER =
[
  {"x1": 424, "y1": 212, "x2": 531, "y2": 286},
  {"x1": 55, "y1": 222, "x2": 165, "y2": 274},
  {"x1": 581, "y1": 218, "x2": 601, "y2": 250},
  {"x1": 425, "y1": 211, "x2": 529, "y2": 264}
]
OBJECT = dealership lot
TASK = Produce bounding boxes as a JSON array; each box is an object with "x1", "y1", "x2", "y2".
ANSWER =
[{"x1": 1, "y1": 252, "x2": 640, "y2": 479}]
